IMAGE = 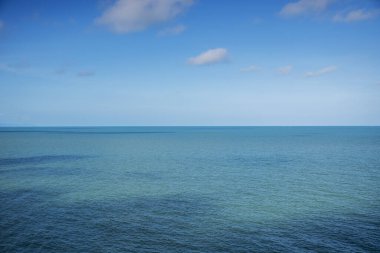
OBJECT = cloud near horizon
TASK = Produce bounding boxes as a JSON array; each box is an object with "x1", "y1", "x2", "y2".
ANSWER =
[
  {"x1": 188, "y1": 48, "x2": 228, "y2": 65},
  {"x1": 305, "y1": 65, "x2": 337, "y2": 77},
  {"x1": 96, "y1": 0, "x2": 193, "y2": 34},
  {"x1": 333, "y1": 9, "x2": 380, "y2": 22},
  {"x1": 279, "y1": 0, "x2": 334, "y2": 17}
]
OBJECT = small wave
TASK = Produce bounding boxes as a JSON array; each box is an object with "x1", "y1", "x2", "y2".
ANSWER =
[{"x1": 0, "y1": 155, "x2": 88, "y2": 166}]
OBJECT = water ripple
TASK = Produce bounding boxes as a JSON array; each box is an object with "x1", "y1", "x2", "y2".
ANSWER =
[{"x1": 0, "y1": 155, "x2": 89, "y2": 166}]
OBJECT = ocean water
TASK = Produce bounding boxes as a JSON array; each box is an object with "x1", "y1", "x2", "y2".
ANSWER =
[{"x1": 0, "y1": 127, "x2": 379, "y2": 252}]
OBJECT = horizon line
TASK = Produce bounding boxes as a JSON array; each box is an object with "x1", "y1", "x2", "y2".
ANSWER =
[{"x1": 1, "y1": 125, "x2": 380, "y2": 128}]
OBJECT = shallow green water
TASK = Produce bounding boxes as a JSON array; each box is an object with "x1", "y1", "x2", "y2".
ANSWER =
[{"x1": 0, "y1": 127, "x2": 379, "y2": 252}]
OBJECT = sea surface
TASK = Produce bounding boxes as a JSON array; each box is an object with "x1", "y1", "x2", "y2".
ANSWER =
[{"x1": 0, "y1": 127, "x2": 379, "y2": 252}]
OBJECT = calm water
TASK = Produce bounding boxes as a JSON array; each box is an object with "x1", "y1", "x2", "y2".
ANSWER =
[{"x1": 0, "y1": 127, "x2": 379, "y2": 252}]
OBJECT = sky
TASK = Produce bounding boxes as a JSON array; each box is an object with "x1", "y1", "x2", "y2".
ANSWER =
[{"x1": 0, "y1": 0, "x2": 380, "y2": 126}]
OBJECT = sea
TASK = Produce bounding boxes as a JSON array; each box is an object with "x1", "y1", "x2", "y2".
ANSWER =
[{"x1": 0, "y1": 127, "x2": 379, "y2": 252}]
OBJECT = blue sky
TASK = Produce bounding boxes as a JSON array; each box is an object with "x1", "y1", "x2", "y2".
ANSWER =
[{"x1": 0, "y1": 0, "x2": 379, "y2": 126}]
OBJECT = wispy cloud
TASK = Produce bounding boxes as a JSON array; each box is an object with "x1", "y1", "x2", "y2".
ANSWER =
[
  {"x1": 277, "y1": 65, "x2": 293, "y2": 75},
  {"x1": 188, "y1": 48, "x2": 228, "y2": 65},
  {"x1": 0, "y1": 61, "x2": 46, "y2": 79},
  {"x1": 305, "y1": 65, "x2": 337, "y2": 77},
  {"x1": 0, "y1": 61, "x2": 30, "y2": 74},
  {"x1": 96, "y1": 0, "x2": 193, "y2": 34},
  {"x1": 0, "y1": 63, "x2": 17, "y2": 73},
  {"x1": 240, "y1": 65, "x2": 260, "y2": 73},
  {"x1": 158, "y1": 24, "x2": 186, "y2": 36},
  {"x1": 280, "y1": 0, "x2": 334, "y2": 17},
  {"x1": 8, "y1": 61, "x2": 30, "y2": 69},
  {"x1": 333, "y1": 9, "x2": 380, "y2": 22},
  {"x1": 77, "y1": 71, "x2": 95, "y2": 77}
]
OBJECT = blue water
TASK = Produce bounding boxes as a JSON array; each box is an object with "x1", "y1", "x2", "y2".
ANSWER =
[{"x1": 0, "y1": 127, "x2": 379, "y2": 252}]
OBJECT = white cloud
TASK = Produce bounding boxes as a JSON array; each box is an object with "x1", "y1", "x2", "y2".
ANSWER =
[
  {"x1": 333, "y1": 9, "x2": 380, "y2": 22},
  {"x1": 96, "y1": 0, "x2": 193, "y2": 34},
  {"x1": 158, "y1": 24, "x2": 186, "y2": 36},
  {"x1": 277, "y1": 65, "x2": 293, "y2": 75},
  {"x1": 305, "y1": 65, "x2": 337, "y2": 77},
  {"x1": 280, "y1": 0, "x2": 334, "y2": 17},
  {"x1": 240, "y1": 65, "x2": 260, "y2": 73},
  {"x1": 188, "y1": 48, "x2": 228, "y2": 65}
]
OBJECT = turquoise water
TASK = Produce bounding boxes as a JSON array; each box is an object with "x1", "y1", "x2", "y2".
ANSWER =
[{"x1": 0, "y1": 127, "x2": 379, "y2": 252}]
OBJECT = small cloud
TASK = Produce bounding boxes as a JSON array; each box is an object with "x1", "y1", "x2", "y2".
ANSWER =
[
  {"x1": 95, "y1": 0, "x2": 194, "y2": 34},
  {"x1": 305, "y1": 65, "x2": 337, "y2": 77},
  {"x1": 77, "y1": 71, "x2": 95, "y2": 77},
  {"x1": 240, "y1": 65, "x2": 260, "y2": 73},
  {"x1": 188, "y1": 48, "x2": 228, "y2": 66},
  {"x1": 277, "y1": 65, "x2": 293, "y2": 75},
  {"x1": 280, "y1": 0, "x2": 334, "y2": 17},
  {"x1": 333, "y1": 9, "x2": 380, "y2": 22},
  {"x1": 158, "y1": 24, "x2": 186, "y2": 36}
]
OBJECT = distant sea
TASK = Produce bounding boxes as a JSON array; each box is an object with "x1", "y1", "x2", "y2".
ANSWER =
[{"x1": 1, "y1": 127, "x2": 379, "y2": 252}]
